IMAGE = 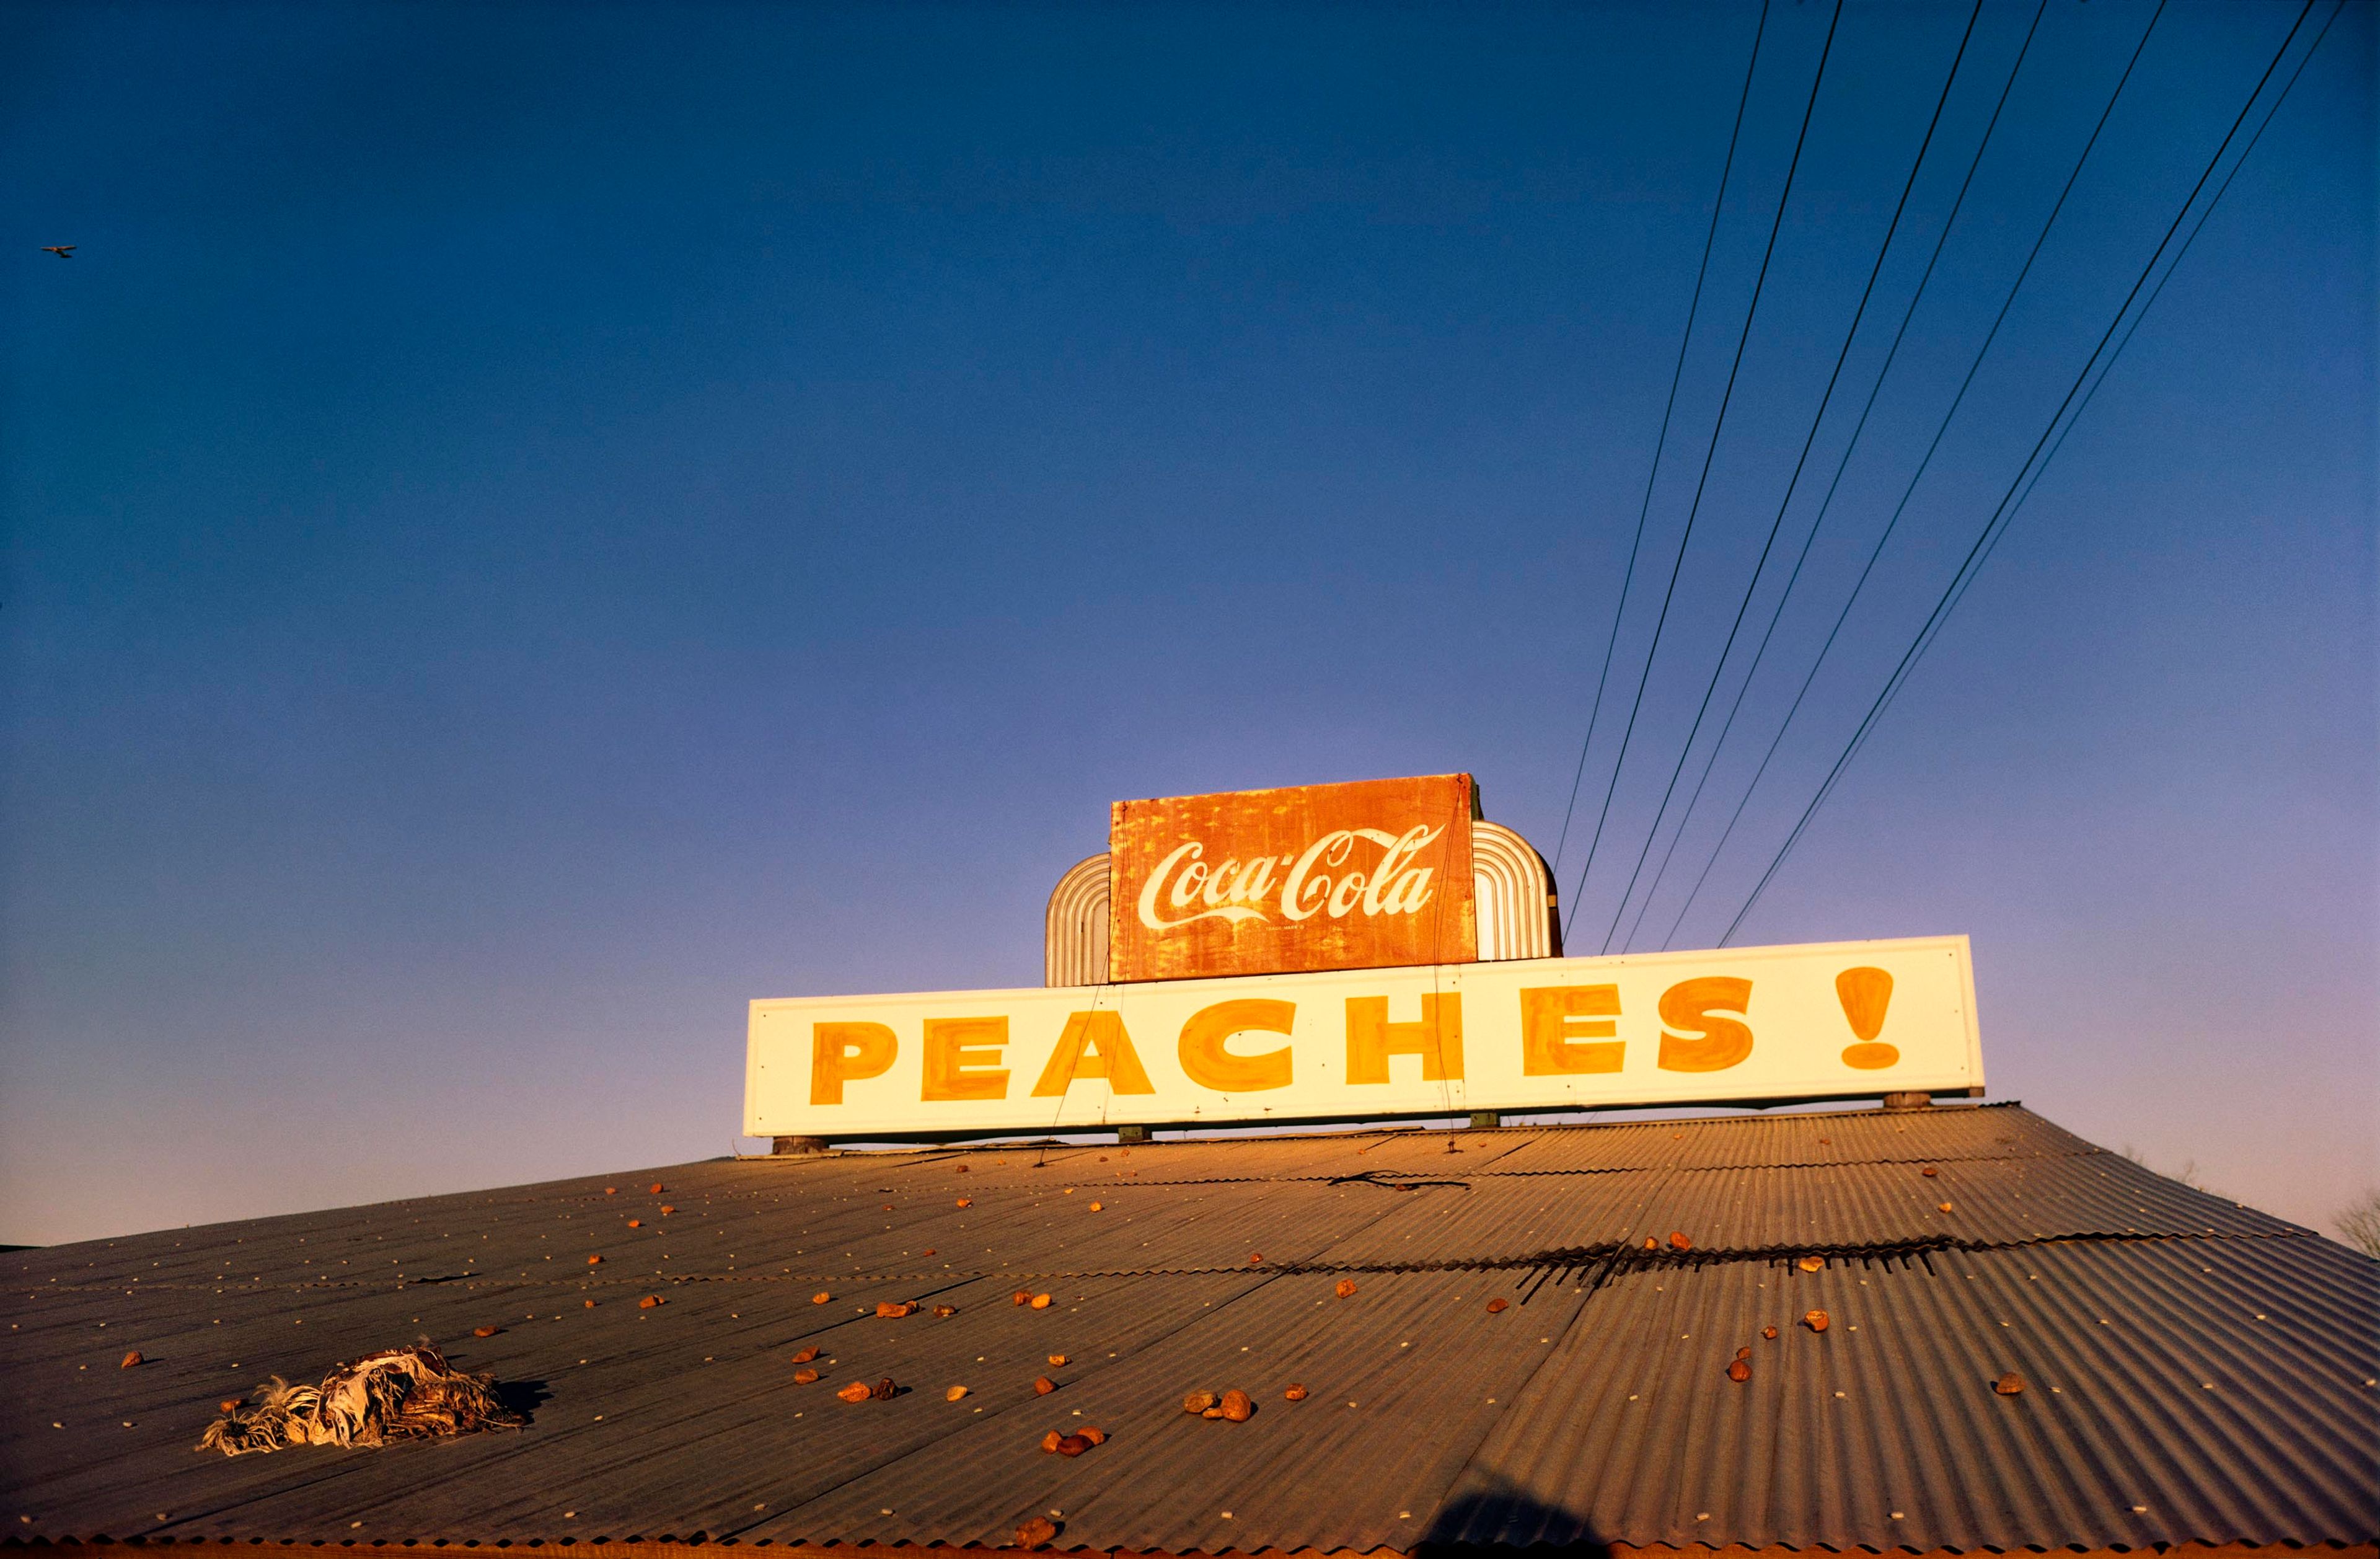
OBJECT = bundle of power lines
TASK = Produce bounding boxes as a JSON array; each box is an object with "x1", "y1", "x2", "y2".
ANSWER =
[{"x1": 1548, "y1": 0, "x2": 2345, "y2": 956}]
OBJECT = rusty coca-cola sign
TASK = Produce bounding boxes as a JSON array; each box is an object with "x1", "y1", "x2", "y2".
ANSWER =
[{"x1": 1108, "y1": 775, "x2": 1478, "y2": 981}]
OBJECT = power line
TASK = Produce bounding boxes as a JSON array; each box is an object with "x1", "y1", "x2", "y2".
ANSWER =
[
  {"x1": 1640, "y1": 0, "x2": 2052, "y2": 951},
  {"x1": 1564, "y1": 0, "x2": 1843, "y2": 943},
  {"x1": 1714, "y1": 0, "x2": 2320, "y2": 950},
  {"x1": 1549, "y1": 0, "x2": 1772, "y2": 887},
  {"x1": 1936, "y1": 0, "x2": 2347, "y2": 660},
  {"x1": 1826, "y1": 0, "x2": 2345, "y2": 803},
  {"x1": 1599, "y1": 0, "x2": 1985, "y2": 956},
  {"x1": 1661, "y1": 0, "x2": 2165, "y2": 947}
]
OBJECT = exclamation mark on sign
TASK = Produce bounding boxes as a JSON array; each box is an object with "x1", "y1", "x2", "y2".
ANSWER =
[{"x1": 1836, "y1": 967, "x2": 1898, "y2": 1070}]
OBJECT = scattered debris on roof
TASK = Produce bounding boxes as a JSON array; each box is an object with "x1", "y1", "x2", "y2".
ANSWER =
[
  {"x1": 3, "y1": 1103, "x2": 2374, "y2": 1553},
  {"x1": 194, "y1": 1343, "x2": 518, "y2": 1456}
]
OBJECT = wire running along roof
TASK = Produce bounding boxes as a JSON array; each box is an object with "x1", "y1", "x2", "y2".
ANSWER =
[{"x1": 3, "y1": 1103, "x2": 2374, "y2": 1553}]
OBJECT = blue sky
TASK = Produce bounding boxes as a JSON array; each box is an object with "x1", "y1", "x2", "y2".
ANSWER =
[{"x1": 2, "y1": 0, "x2": 2371, "y2": 1246}]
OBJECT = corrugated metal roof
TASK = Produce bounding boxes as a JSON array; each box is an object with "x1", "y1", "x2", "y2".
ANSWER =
[{"x1": 4, "y1": 1102, "x2": 2374, "y2": 1553}]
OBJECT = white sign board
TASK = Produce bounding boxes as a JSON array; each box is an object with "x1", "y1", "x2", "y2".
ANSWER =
[{"x1": 744, "y1": 935, "x2": 1980, "y2": 1139}]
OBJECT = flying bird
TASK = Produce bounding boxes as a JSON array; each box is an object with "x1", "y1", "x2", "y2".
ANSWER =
[{"x1": 42, "y1": 245, "x2": 74, "y2": 258}]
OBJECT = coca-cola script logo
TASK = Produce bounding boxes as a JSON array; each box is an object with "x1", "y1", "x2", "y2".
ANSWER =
[
  {"x1": 1109, "y1": 773, "x2": 1477, "y2": 981},
  {"x1": 1137, "y1": 824, "x2": 1443, "y2": 932}
]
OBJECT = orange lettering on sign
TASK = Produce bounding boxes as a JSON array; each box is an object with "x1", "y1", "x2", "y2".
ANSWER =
[
  {"x1": 1520, "y1": 985, "x2": 1623, "y2": 1075},
  {"x1": 1178, "y1": 999, "x2": 1295, "y2": 1092},
  {"x1": 811, "y1": 1022, "x2": 896, "y2": 1105},
  {"x1": 1031, "y1": 1010, "x2": 1156, "y2": 1097},
  {"x1": 1655, "y1": 977, "x2": 1753, "y2": 1072},
  {"x1": 1835, "y1": 966, "x2": 1899, "y2": 1069},
  {"x1": 1108, "y1": 775, "x2": 1477, "y2": 981},
  {"x1": 922, "y1": 1017, "x2": 1010, "y2": 1101},
  {"x1": 1345, "y1": 993, "x2": 1463, "y2": 1084}
]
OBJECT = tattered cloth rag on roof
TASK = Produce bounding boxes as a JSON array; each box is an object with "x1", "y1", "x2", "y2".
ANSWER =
[{"x1": 198, "y1": 1343, "x2": 521, "y2": 1455}]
